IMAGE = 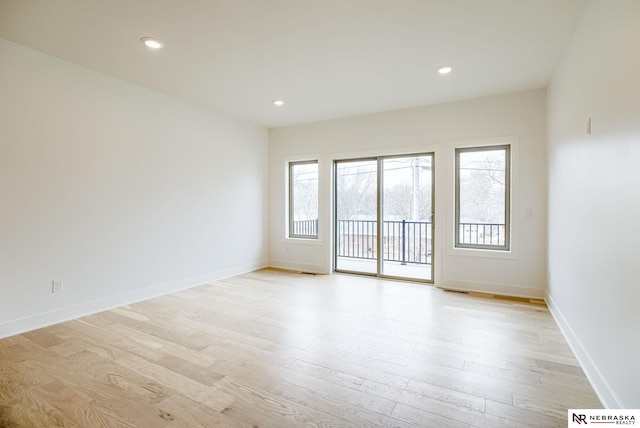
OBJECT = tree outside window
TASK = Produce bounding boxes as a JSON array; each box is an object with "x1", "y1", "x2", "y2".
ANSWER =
[
  {"x1": 455, "y1": 145, "x2": 510, "y2": 250},
  {"x1": 289, "y1": 161, "x2": 318, "y2": 238}
]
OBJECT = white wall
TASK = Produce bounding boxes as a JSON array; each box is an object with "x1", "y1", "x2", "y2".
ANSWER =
[
  {"x1": 547, "y1": 0, "x2": 640, "y2": 408},
  {"x1": 0, "y1": 38, "x2": 269, "y2": 338},
  {"x1": 269, "y1": 89, "x2": 548, "y2": 298}
]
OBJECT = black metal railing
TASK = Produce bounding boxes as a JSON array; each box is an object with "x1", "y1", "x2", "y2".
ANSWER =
[
  {"x1": 291, "y1": 219, "x2": 319, "y2": 237},
  {"x1": 459, "y1": 223, "x2": 506, "y2": 246},
  {"x1": 292, "y1": 219, "x2": 506, "y2": 262},
  {"x1": 336, "y1": 219, "x2": 432, "y2": 265},
  {"x1": 336, "y1": 219, "x2": 378, "y2": 260}
]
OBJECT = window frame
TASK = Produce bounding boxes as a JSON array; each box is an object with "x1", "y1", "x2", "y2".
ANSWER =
[
  {"x1": 454, "y1": 144, "x2": 511, "y2": 251},
  {"x1": 288, "y1": 160, "x2": 319, "y2": 239}
]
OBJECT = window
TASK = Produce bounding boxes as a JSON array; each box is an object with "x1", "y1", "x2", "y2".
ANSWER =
[
  {"x1": 455, "y1": 145, "x2": 510, "y2": 250},
  {"x1": 289, "y1": 161, "x2": 318, "y2": 239}
]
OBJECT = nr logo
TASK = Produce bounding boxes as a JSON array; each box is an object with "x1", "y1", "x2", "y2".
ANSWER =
[{"x1": 573, "y1": 413, "x2": 588, "y2": 424}]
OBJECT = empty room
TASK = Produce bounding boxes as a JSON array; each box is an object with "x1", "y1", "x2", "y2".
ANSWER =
[{"x1": 1, "y1": 0, "x2": 638, "y2": 427}]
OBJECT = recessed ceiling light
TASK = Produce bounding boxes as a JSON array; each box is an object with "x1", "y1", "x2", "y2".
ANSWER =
[
  {"x1": 273, "y1": 100, "x2": 284, "y2": 107},
  {"x1": 437, "y1": 65, "x2": 453, "y2": 74},
  {"x1": 140, "y1": 37, "x2": 164, "y2": 49}
]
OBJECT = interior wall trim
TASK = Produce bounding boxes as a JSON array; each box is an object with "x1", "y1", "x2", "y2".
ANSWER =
[
  {"x1": 0, "y1": 260, "x2": 268, "y2": 340},
  {"x1": 268, "y1": 260, "x2": 328, "y2": 275},
  {"x1": 437, "y1": 279, "x2": 544, "y2": 299},
  {"x1": 546, "y1": 293, "x2": 622, "y2": 409}
]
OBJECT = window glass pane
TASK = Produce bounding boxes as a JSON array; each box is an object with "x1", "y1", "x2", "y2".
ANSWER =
[
  {"x1": 290, "y1": 161, "x2": 318, "y2": 238},
  {"x1": 456, "y1": 146, "x2": 509, "y2": 249},
  {"x1": 334, "y1": 159, "x2": 378, "y2": 274}
]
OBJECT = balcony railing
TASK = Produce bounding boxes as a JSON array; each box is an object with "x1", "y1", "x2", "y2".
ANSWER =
[
  {"x1": 291, "y1": 219, "x2": 318, "y2": 237},
  {"x1": 336, "y1": 219, "x2": 432, "y2": 265},
  {"x1": 292, "y1": 219, "x2": 506, "y2": 264},
  {"x1": 459, "y1": 222, "x2": 506, "y2": 246}
]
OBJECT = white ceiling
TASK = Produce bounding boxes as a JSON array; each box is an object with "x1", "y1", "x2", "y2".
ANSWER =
[{"x1": 0, "y1": 0, "x2": 587, "y2": 128}]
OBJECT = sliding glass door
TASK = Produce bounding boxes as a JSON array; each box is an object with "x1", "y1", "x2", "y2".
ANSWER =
[
  {"x1": 334, "y1": 159, "x2": 378, "y2": 274},
  {"x1": 334, "y1": 154, "x2": 434, "y2": 282},
  {"x1": 380, "y1": 155, "x2": 433, "y2": 280}
]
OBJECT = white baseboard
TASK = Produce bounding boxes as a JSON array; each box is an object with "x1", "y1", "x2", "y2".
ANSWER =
[
  {"x1": 437, "y1": 278, "x2": 545, "y2": 299},
  {"x1": 0, "y1": 260, "x2": 268, "y2": 340},
  {"x1": 269, "y1": 259, "x2": 328, "y2": 274},
  {"x1": 545, "y1": 293, "x2": 622, "y2": 409}
]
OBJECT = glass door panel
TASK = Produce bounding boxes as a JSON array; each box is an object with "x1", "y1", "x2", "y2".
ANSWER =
[
  {"x1": 334, "y1": 159, "x2": 378, "y2": 274},
  {"x1": 381, "y1": 155, "x2": 433, "y2": 280}
]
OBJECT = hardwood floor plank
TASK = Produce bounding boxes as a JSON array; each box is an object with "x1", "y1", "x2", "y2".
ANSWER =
[
  {"x1": 534, "y1": 358, "x2": 588, "y2": 376},
  {"x1": 305, "y1": 337, "x2": 412, "y2": 367},
  {"x1": 156, "y1": 392, "x2": 251, "y2": 428},
  {"x1": 0, "y1": 389, "x2": 79, "y2": 428},
  {"x1": 410, "y1": 341, "x2": 511, "y2": 370},
  {"x1": 155, "y1": 354, "x2": 224, "y2": 386},
  {"x1": 1, "y1": 342, "x2": 60, "y2": 365},
  {"x1": 506, "y1": 359, "x2": 591, "y2": 385},
  {"x1": 69, "y1": 376, "x2": 175, "y2": 427},
  {"x1": 270, "y1": 342, "x2": 412, "y2": 390},
  {"x1": 359, "y1": 378, "x2": 486, "y2": 413},
  {"x1": 463, "y1": 360, "x2": 543, "y2": 386},
  {"x1": 288, "y1": 359, "x2": 366, "y2": 390},
  {"x1": 95, "y1": 311, "x2": 212, "y2": 351},
  {"x1": 0, "y1": 334, "x2": 31, "y2": 348},
  {"x1": 391, "y1": 402, "x2": 471, "y2": 428},
  {"x1": 271, "y1": 381, "x2": 422, "y2": 428},
  {"x1": 0, "y1": 366, "x2": 28, "y2": 403},
  {"x1": 277, "y1": 366, "x2": 398, "y2": 417},
  {"x1": 21, "y1": 329, "x2": 65, "y2": 349},
  {"x1": 32, "y1": 378, "x2": 155, "y2": 428},
  {"x1": 205, "y1": 357, "x2": 290, "y2": 391},
  {"x1": 8, "y1": 358, "x2": 65, "y2": 388},
  {"x1": 512, "y1": 393, "x2": 570, "y2": 420},
  {"x1": 71, "y1": 403, "x2": 138, "y2": 428},
  {"x1": 70, "y1": 356, "x2": 170, "y2": 405},
  {"x1": 216, "y1": 376, "x2": 356, "y2": 428},
  {"x1": 106, "y1": 322, "x2": 218, "y2": 367},
  {"x1": 0, "y1": 269, "x2": 601, "y2": 427},
  {"x1": 113, "y1": 354, "x2": 234, "y2": 412},
  {"x1": 485, "y1": 399, "x2": 565, "y2": 428},
  {"x1": 412, "y1": 336, "x2": 540, "y2": 368},
  {"x1": 178, "y1": 315, "x2": 275, "y2": 350}
]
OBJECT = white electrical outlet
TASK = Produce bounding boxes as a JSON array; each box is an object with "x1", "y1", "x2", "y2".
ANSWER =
[{"x1": 52, "y1": 280, "x2": 63, "y2": 293}]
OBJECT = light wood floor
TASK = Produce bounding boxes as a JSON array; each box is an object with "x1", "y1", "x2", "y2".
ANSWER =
[{"x1": 0, "y1": 269, "x2": 601, "y2": 427}]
